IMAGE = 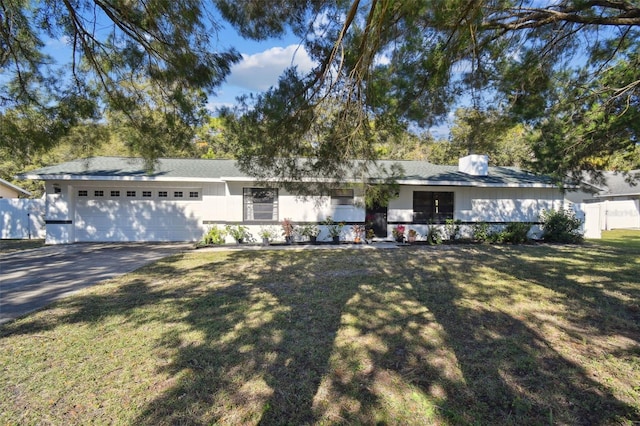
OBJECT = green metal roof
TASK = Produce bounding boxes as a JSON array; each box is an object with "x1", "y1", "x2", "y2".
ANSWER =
[{"x1": 18, "y1": 156, "x2": 558, "y2": 188}]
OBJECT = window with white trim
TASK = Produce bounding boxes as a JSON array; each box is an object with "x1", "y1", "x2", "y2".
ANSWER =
[
  {"x1": 126, "y1": 190, "x2": 136, "y2": 197},
  {"x1": 94, "y1": 190, "x2": 104, "y2": 197},
  {"x1": 174, "y1": 191, "x2": 183, "y2": 198},
  {"x1": 189, "y1": 191, "x2": 199, "y2": 198},
  {"x1": 142, "y1": 191, "x2": 152, "y2": 197},
  {"x1": 110, "y1": 190, "x2": 120, "y2": 197},
  {"x1": 243, "y1": 188, "x2": 278, "y2": 221},
  {"x1": 78, "y1": 190, "x2": 88, "y2": 197},
  {"x1": 158, "y1": 191, "x2": 168, "y2": 198}
]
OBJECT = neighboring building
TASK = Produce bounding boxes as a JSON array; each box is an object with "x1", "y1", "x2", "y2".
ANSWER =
[
  {"x1": 0, "y1": 178, "x2": 31, "y2": 199},
  {"x1": 17, "y1": 155, "x2": 565, "y2": 244},
  {"x1": 566, "y1": 170, "x2": 640, "y2": 232}
]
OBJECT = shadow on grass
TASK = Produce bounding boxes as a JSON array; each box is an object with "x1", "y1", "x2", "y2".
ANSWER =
[
  {"x1": 135, "y1": 247, "x2": 638, "y2": 424},
  {"x1": 2, "y1": 244, "x2": 638, "y2": 424}
]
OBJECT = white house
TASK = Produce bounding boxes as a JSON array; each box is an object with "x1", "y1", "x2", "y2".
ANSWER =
[{"x1": 17, "y1": 155, "x2": 565, "y2": 244}]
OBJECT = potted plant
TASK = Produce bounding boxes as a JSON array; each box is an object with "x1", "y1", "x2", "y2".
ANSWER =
[
  {"x1": 298, "y1": 224, "x2": 320, "y2": 244},
  {"x1": 225, "y1": 224, "x2": 251, "y2": 244},
  {"x1": 281, "y1": 218, "x2": 295, "y2": 244},
  {"x1": 352, "y1": 224, "x2": 365, "y2": 244},
  {"x1": 365, "y1": 228, "x2": 376, "y2": 243},
  {"x1": 258, "y1": 226, "x2": 277, "y2": 246},
  {"x1": 323, "y1": 216, "x2": 344, "y2": 244},
  {"x1": 407, "y1": 228, "x2": 419, "y2": 243},
  {"x1": 392, "y1": 225, "x2": 406, "y2": 243}
]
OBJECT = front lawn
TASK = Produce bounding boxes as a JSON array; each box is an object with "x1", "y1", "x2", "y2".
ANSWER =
[{"x1": 1, "y1": 231, "x2": 639, "y2": 425}]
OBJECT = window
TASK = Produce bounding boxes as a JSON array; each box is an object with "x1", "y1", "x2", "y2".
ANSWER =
[
  {"x1": 142, "y1": 191, "x2": 152, "y2": 198},
  {"x1": 189, "y1": 191, "x2": 199, "y2": 198},
  {"x1": 94, "y1": 190, "x2": 104, "y2": 197},
  {"x1": 126, "y1": 191, "x2": 136, "y2": 197},
  {"x1": 413, "y1": 191, "x2": 454, "y2": 224},
  {"x1": 174, "y1": 191, "x2": 183, "y2": 198},
  {"x1": 110, "y1": 190, "x2": 120, "y2": 197},
  {"x1": 78, "y1": 190, "x2": 88, "y2": 197},
  {"x1": 331, "y1": 188, "x2": 354, "y2": 205},
  {"x1": 158, "y1": 191, "x2": 168, "y2": 198},
  {"x1": 243, "y1": 188, "x2": 278, "y2": 221}
]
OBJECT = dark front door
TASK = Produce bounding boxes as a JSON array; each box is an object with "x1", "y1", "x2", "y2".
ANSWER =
[{"x1": 366, "y1": 203, "x2": 388, "y2": 238}]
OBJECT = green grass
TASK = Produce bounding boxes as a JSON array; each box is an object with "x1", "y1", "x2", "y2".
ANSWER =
[{"x1": 1, "y1": 231, "x2": 639, "y2": 425}]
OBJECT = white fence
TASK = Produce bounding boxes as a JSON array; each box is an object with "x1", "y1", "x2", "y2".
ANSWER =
[
  {"x1": 572, "y1": 199, "x2": 640, "y2": 239},
  {"x1": 0, "y1": 199, "x2": 46, "y2": 239}
]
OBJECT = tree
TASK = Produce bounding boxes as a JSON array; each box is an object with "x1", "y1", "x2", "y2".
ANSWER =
[
  {"x1": 1, "y1": 0, "x2": 240, "y2": 159},
  {"x1": 3, "y1": 1, "x2": 640, "y2": 182},
  {"x1": 436, "y1": 107, "x2": 532, "y2": 167},
  {"x1": 218, "y1": 0, "x2": 640, "y2": 182}
]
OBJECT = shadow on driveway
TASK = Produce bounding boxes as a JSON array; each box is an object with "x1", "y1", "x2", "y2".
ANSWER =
[{"x1": 0, "y1": 243, "x2": 190, "y2": 324}]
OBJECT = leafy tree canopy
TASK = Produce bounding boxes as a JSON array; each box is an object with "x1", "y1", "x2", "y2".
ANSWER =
[
  {"x1": 219, "y1": 0, "x2": 640, "y2": 184},
  {"x1": 2, "y1": 0, "x2": 639, "y2": 188},
  {"x1": 1, "y1": 0, "x2": 240, "y2": 160}
]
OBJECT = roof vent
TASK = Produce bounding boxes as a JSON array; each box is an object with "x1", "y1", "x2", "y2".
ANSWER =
[{"x1": 458, "y1": 155, "x2": 488, "y2": 176}]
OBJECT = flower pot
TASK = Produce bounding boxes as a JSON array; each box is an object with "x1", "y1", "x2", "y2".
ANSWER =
[
  {"x1": 354, "y1": 237, "x2": 361, "y2": 244},
  {"x1": 262, "y1": 237, "x2": 270, "y2": 246},
  {"x1": 407, "y1": 235, "x2": 416, "y2": 243},
  {"x1": 332, "y1": 236, "x2": 340, "y2": 244},
  {"x1": 285, "y1": 236, "x2": 293, "y2": 245},
  {"x1": 309, "y1": 235, "x2": 318, "y2": 244}
]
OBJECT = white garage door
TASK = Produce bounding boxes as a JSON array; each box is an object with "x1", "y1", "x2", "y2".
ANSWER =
[{"x1": 74, "y1": 187, "x2": 204, "y2": 242}]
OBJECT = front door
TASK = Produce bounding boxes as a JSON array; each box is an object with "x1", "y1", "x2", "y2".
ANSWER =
[{"x1": 366, "y1": 203, "x2": 388, "y2": 238}]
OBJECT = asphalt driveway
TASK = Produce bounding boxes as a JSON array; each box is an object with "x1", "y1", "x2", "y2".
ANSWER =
[{"x1": 0, "y1": 243, "x2": 190, "y2": 324}]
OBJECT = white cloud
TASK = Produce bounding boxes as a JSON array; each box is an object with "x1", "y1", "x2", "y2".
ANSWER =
[
  {"x1": 226, "y1": 44, "x2": 316, "y2": 92},
  {"x1": 45, "y1": 36, "x2": 70, "y2": 49}
]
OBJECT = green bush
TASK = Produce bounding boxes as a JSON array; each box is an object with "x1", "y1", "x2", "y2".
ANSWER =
[
  {"x1": 225, "y1": 225, "x2": 253, "y2": 243},
  {"x1": 202, "y1": 226, "x2": 226, "y2": 245},
  {"x1": 540, "y1": 208, "x2": 584, "y2": 243},
  {"x1": 444, "y1": 219, "x2": 462, "y2": 240},
  {"x1": 425, "y1": 225, "x2": 442, "y2": 245},
  {"x1": 498, "y1": 222, "x2": 531, "y2": 244},
  {"x1": 472, "y1": 222, "x2": 491, "y2": 242}
]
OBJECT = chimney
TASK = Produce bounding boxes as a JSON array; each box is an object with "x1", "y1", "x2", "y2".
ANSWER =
[{"x1": 458, "y1": 155, "x2": 488, "y2": 176}]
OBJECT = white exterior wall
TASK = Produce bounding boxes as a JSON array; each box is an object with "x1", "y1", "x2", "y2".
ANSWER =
[
  {"x1": 222, "y1": 182, "x2": 365, "y2": 243},
  {"x1": 387, "y1": 185, "x2": 563, "y2": 239},
  {"x1": 388, "y1": 185, "x2": 563, "y2": 223},
  {"x1": 45, "y1": 180, "x2": 366, "y2": 244},
  {"x1": 40, "y1": 179, "x2": 566, "y2": 244},
  {"x1": 44, "y1": 182, "x2": 74, "y2": 244}
]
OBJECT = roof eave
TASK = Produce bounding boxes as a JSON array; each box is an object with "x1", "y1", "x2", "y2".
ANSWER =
[{"x1": 18, "y1": 174, "x2": 226, "y2": 183}]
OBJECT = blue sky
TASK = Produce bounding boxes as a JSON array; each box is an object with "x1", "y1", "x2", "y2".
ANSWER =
[{"x1": 42, "y1": 18, "x2": 451, "y2": 139}]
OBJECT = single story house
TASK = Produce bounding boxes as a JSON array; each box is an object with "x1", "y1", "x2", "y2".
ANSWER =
[
  {"x1": 17, "y1": 155, "x2": 565, "y2": 244},
  {"x1": 0, "y1": 178, "x2": 31, "y2": 199}
]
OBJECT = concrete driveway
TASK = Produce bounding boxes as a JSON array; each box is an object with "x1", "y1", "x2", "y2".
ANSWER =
[{"x1": 0, "y1": 243, "x2": 190, "y2": 324}]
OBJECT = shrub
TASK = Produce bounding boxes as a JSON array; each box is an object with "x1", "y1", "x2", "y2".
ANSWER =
[
  {"x1": 540, "y1": 208, "x2": 584, "y2": 243},
  {"x1": 202, "y1": 226, "x2": 226, "y2": 245},
  {"x1": 444, "y1": 219, "x2": 462, "y2": 240},
  {"x1": 225, "y1": 225, "x2": 253, "y2": 243},
  {"x1": 425, "y1": 225, "x2": 442, "y2": 245},
  {"x1": 498, "y1": 222, "x2": 531, "y2": 244},
  {"x1": 472, "y1": 222, "x2": 491, "y2": 243}
]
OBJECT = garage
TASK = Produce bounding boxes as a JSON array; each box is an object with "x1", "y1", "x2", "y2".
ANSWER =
[{"x1": 73, "y1": 185, "x2": 204, "y2": 242}]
